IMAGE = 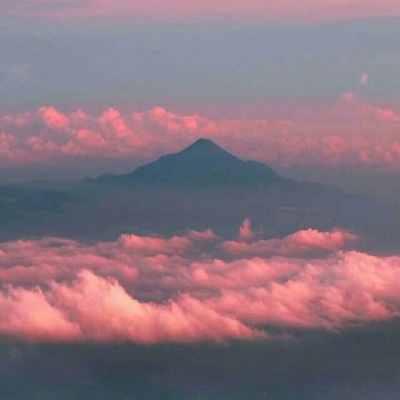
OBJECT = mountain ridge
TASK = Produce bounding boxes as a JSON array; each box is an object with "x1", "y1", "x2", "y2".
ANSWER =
[{"x1": 91, "y1": 138, "x2": 285, "y2": 187}]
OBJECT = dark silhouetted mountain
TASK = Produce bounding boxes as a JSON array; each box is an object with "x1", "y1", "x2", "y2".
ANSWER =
[
  {"x1": 1, "y1": 139, "x2": 399, "y2": 252},
  {"x1": 92, "y1": 138, "x2": 283, "y2": 187}
]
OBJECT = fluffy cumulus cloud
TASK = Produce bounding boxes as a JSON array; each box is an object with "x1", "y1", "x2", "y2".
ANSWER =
[
  {"x1": 3, "y1": 0, "x2": 400, "y2": 23},
  {"x1": 1, "y1": 220, "x2": 400, "y2": 344},
  {"x1": 2, "y1": 94, "x2": 400, "y2": 170}
]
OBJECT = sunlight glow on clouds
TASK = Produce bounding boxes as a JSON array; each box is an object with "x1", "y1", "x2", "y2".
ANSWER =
[
  {"x1": 1, "y1": 222, "x2": 399, "y2": 344},
  {"x1": 2, "y1": 94, "x2": 400, "y2": 170}
]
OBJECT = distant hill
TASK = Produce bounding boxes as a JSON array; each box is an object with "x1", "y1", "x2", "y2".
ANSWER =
[{"x1": 91, "y1": 138, "x2": 285, "y2": 187}]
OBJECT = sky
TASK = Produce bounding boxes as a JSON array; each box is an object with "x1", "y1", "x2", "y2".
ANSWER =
[{"x1": 2, "y1": 2, "x2": 400, "y2": 399}]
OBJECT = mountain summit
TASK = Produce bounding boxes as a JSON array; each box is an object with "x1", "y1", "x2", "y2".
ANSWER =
[
  {"x1": 96, "y1": 138, "x2": 282, "y2": 187},
  {"x1": 179, "y1": 138, "x2": 226, "y2": 155}
]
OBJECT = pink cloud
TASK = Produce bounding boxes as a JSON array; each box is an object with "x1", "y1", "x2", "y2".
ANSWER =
[
  {"x1": 0, "y1": 271, "x2": 259, "y2": 343},
  {"x1": 51, "y1": 270, "x2": 260, "y2": 343},
  {"x1": 238, "y1": 218, "x2": 254, "y2": 242},
  {"x1": 38, "y1": 107, "x2": 69, "y2": 130},
  {"x1": 1, "y1": 223, "x2": 399, "y2": 343},
  {"x1": 2, "y1": 94, "x2": 400, "y2": 169},
  {"x1": 186, "y1": 229, "x2": 217, "y2": 242},
  {"x1": 206, "y1": 251, "x2": 398, "y2": 329},
  {"x1": 117, "y1": 233, "x2": 193, "y2": 256},
  {"x1": 6, "y1": 0, "x2": 400, "y2": 23},
  {"x1": 360, "y1": 73, "x2": 369, "y2": 86},
  {"x1": 0, "y1": 284, "x2": 81, "y2": 342},
  {"x1": 221, "y1": 228, "x2": 357, "y2": 258}
]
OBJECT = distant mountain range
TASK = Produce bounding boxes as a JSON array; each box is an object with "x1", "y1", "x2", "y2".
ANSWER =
[{"x1": 89, "y1": 138, "x2": 283, "y2": 187}]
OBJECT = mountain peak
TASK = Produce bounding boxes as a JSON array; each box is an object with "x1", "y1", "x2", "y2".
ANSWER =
[
  {"x1": 180, "y1": 138, "x2": 227, "y2": 156},
  {"x1": 95, "y1": 138, "x2": 283, "y2": 187},
  {"x1": 190, "y1": 138, "x2": 216, "y2": 147}
]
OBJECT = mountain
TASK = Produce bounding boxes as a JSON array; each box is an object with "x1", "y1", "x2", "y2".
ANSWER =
[
  {"x1": 1, "y1": 138, "x2": 397, "y2": 252},
  {"x1": 93, "y1": 138, "x2": 283, "y2": 187}
]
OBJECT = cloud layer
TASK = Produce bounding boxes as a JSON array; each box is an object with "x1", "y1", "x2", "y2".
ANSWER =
[
  {"x1": 4, "y1": 0, "x2": 400, "y2": 23},
  {"x1": 1, "y1": 222, "x2": 399, "y2": 344},
  {"x1": 2, "y1": 94, "x2": 400, "y2": 170}
]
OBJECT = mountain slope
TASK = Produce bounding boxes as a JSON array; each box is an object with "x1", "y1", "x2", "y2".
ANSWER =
[{"x1": 94, "y1": 138, "x2": 282, "y2": 187}]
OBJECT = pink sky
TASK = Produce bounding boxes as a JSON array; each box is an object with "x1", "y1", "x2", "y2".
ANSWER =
[{"x1": 5, "y1": 0, "x2": 400, "y2": 23}]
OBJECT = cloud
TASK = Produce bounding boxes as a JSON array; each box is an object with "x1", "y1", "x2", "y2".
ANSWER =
[
  {"x1": 360, "y1": 72, "x2": 368, "y2": 86},
  {"x1": 238, "y1": 218, "x2": 254, "y2": 242},
  {"x1": 3, "y1": 0, "x2": 400, "y2": 23},
  {"x1": 117, "y1": 233, "x2": 193, "y2": 256},
  {"x1": 39, "y1": 107, "x2": 69, "y2": 130},
  {"x1": 0, "y1": 270, "x2": 259, "y2": 343},
  {"x1": 1, "y1": 94, "x2": 400, "y2": 170},
  {"x1": 221, "y1": 228, "x2": 357, "y2": 258},
  {"x1": 206, "y1": 250, "x2": 398, "y2": 329},
  {"x1": 1, "y1": 222, "x2": 399, "y2": 343}
]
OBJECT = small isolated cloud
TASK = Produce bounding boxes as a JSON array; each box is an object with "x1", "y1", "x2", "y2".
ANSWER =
[
  {"x1": 360, "y1": 72, "x2": 368, "y2": 86},
  {"x1": 238, "y1": 218, "x2": 254, "y2": 242},
  {"x1": 1, "y1": 221, "x2": 399, "y2": 344}
]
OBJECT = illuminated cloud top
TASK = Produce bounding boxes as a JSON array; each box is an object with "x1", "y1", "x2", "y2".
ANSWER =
[{"x1": 3, "y1": 223, "x2": 395, "y2": 344}]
